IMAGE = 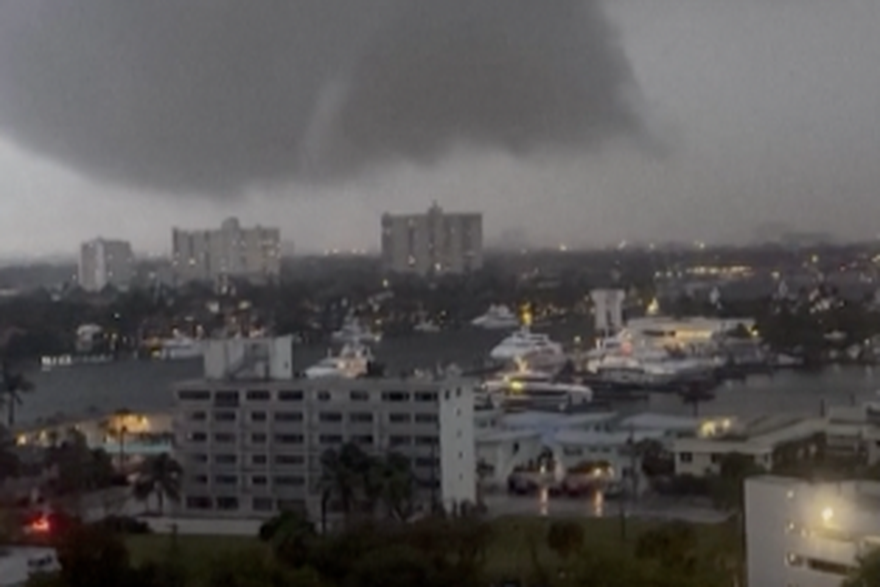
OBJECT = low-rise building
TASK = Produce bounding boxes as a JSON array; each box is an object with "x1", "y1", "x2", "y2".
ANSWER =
[
  {"x1": 172, "y1": 337, "x2": 476, "y2": 522},
  {"x1": 746, "y1": 475, "x2": 880, "y2": 587},
  {"x1": 0, "y1": 547, "x2": 59, "y2": 587}
]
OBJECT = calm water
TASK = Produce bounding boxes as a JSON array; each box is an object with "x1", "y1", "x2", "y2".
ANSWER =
[{"x1": 15, "y1": 322, "x2": 880, "y2": 425}]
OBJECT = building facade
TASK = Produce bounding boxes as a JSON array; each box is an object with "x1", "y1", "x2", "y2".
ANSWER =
[
  {"x1": 746, "y1": 475, "x2": 880, "y2": 587},
  {"x1": 78, "y1": 238, "x2": 135, "y2": 292},
  {"x1": 172, "y1": 338, "x2": 476, "y2": 521},
  {"x1": 172, "y1": 217, "x2": 281, "y2": 285},
  {"x1": 381, "y1": 203, "x2": 483, "y2": 276}
]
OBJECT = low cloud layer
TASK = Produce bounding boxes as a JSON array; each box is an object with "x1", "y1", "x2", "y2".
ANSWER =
[{"x1": 0, "y1": 0, "x2": 642, "y2": 195}]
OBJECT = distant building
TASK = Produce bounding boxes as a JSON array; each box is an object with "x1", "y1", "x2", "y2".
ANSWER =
[
  {"x1": 171, "y1": 218, "x2": 280, "y2": 285},
  {"x1": 172, "y1": 337, "x2": 476, "y2": 522},
  {"x1": 381, "y1": 203, "x2": 483, "y2": 276},
  {"x1": 77, "y1": 238, "x2": 135, "y2": 292}
]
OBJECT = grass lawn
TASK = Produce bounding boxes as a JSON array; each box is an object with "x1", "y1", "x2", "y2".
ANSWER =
[
  {"x1": 127, "y1": 533, "x2": 259, "y2": 580},
  {"x1": 126, "y1": 516, "x2": 736, "y2": 581}
]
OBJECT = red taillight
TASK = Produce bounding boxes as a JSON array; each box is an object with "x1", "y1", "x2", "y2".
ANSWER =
[{"x1": 30, "y1": 516, "x2": 51, "y2": 533}]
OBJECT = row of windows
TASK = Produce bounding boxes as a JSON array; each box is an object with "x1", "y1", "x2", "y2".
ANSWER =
[
  {"x1": 184, "y1": 432, "x2": 438, "y2": 446},
  {"x1": 189, "y1": 410, "x2": 439, "y2": 424},
  {"x1": 185, "y1": 496, "x2": 305, "y2": 512},
  {"x1": 178, "y1": 389, "x2": 441, "y2": 403},
  {"x1": 189, "y1": 452, "x2": 440, "y2": 469},
  {"x1": 190, "y1": 474, "x2": 305, "y2": 487}
]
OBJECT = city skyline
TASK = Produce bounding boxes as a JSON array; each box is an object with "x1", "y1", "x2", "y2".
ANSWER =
[{"x1": 0, "y1": 1, "x2": 878, "y2": 256}]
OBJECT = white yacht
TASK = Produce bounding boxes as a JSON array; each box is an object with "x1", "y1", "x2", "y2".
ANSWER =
[
  {"x1": 471, "y1": 305, "x2": 520, "y2": 330},
  {"x1": 588, "y1": 349, "x2": 713, "y2": 388},
  {"x1": 158, "y1": 336, "x2": 204, "y2": 360},
  {"x1": 489, "y1": 327, "x2": 564, "y2": 366},
  {"x1": 331, "y1": 316, "x2": 381, "y2": 345},
  {"x1": 482, "y1": 368, "x2": 593, "y2": 409},
  {"x1": 305, "y1": 343, "x2": 374, "y2": 379},
  {"x1": 414, "y1": 318, "x2": 441, "y2": 334}
]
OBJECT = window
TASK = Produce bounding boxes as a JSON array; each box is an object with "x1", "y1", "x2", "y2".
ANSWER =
[
  {"x1": 415, "y1": 414, "x2": 438, "y2": 424},
  {"x1": 251, "y1": 433, "x2": 267, "y2": 444},
  {"x1": 186, "y1": 496, "x2": 211, "y2": 510},
  {"x1": 389, "y1": 413, "x2": 411, "y2": 424},
  {"x1": 319, "y1": 434, "x2": 343, "y2": 445},
  {"x1": 382, "y1": 391, "x2": 410, "y2": 402},
  {"x1": 710, "y1": 453, "x2": 721, "y2": 464},
  {"x1": 275, "y1": 454, "x2": 305, "y2": 465},
  {"x1": 350, "y1": 435, "x2": 374, "y2": 445},
  {"x1": 679, "y1": 452, "x2": 693, "y2": 463},
  {"x1": 215, "y1": 475, "x2": 237, "y2": 485},
  {"x1": 350, "y1": 390, "x2": 370, "y2": 401},
  {"x1": 276, "y1": 434, "x2": 304, "y2": 444},
  {"x1": 349, "y1": 412, "x2": 373, "y2": 423},
  {"x1": 275, "y1": 412, "x2": 303, "y2": 422},
  {"x1": 214, "y1": 433, "x2": 235, "y2": 443},
  {"x1": 415, "y1": 436, "x2": 436, "y2": 446},
  {"x1": 251, "y1": 475, "x2": 268, "y2": 486},
  {"x1": 179, "y1": 390, "x2": 210, "y2": 401},
  {"x1": 214, "y1": 411, "x2": 236, "y2": 422},
  {"x1": 415, "y1": 457, "x2": 438, "y2": 468},
  {"x1": 317, "y1": 391, "x2": 331, "y2": 401},
  {"x1": 275, "y1": 476, "x2": 305, "y2": 487},
  {"x1": 188, "y1": 411, "x2": 207, "y2": 421},
  {"x1": 246, "y1": 390, "x2": 270, "y2": 401},
  {"x1": 250, "y1": 412, "x2": 267, "y2": 422},
  {"x1": 279, "y1": 390, "x2": 304, "y2": 401},
  {"x1": 192, "y1": 475, "x2": 208, "y2": 485},
  {"x1": 319, "y1": 412, "x2": 342, "y2": 423},
  {"x1": 216, "y1": 497, "x2": 239, "y2": 511},
  {"x1": 253, "y1": 498, "x2": 274, "y2": 511},
  {"x1": 191, "y1": 454, "x2": 208, "y2": 463},
  {"x1": 415, "y1": 391, "x2": 438, "y2": 402},
  {"x1": 187, "y1": 432, "x2": 207, "y2": 443},
  {"x1": 215, "y1": 454, "x2": 237, "y2": 465},
  {"x1": 215, "y1": 391, "x2": 239, "y2": 403},
  {"x1": 251, "y1": 454, "x2": 268, "y2": 465},
  {"x1": 389, "y1": 435, "x2": 410, "y2": 447}
]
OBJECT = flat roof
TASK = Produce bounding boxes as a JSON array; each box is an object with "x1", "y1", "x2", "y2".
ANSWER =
[
  {"x1": 554, "y1": 428, "x2": 667, "y2": 447},
  {"x1": 619, "y1": 413, "x2": 701, "y2": 431}
]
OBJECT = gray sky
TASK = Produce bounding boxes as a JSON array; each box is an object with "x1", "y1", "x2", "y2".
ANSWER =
[{"x1": 0, "y1": 0, "x2": 878, "y2": 256}]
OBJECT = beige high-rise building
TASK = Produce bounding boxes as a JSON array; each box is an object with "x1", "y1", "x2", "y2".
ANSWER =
[
  {"x1": 172, "y1": 218, "x2": 281, "y2": 284},
  {"x1": 381, "y1": 203, "x2": 483, "y2": 276},
  {"x1": 78, "y1": 238, "x2": 135, "y2": 292}
]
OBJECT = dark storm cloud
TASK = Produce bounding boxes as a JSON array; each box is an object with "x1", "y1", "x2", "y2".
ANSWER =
[{"x1": 0, "y1": 0, "x2": 642, "y2": 194}]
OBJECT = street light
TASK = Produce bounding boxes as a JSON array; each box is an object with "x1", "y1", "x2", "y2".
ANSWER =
[{"x1": 821, "y1": 507, "x2": 834, "y2": 524}]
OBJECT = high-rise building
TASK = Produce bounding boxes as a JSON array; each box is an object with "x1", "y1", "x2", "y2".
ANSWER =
[
  {"x1": 77, "y1": 238, "x2": 135, "y2": 292},
  {"x1": 171, "y1": 218, "x2": 281, "y2": 285},
  {"x1": 381, "y1": 203, "x2": 483, "y2": 276},
  {"x1": 172, "y1": 337, "x2": 476, "y2": 522}
]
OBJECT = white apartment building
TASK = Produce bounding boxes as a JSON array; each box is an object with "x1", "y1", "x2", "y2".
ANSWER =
[
  {"x1": 172, "y1": 217, "x2": 281, "y2": 285},
  {"x1": 78, "y1": 238, "x2": 135, "y2": 292},
  {"x1": 172, "y1": 337, "x2": 476, "y2": 521},
  {"x1": 746, "y1": 475, "x2": 880, "y2": 587},
  {"x1": 381, "y1": 203, "x2": 483, "y2": 276}
]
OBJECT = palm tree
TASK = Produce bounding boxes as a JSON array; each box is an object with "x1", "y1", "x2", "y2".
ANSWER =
[
  {"x1": 258, "y1": 510, "x2": 315, "y2": 567},
  {"x1": 319, "y1": 445, "x2": 362, "y2": 529},
  {"x1": 844, "y1": 548, "x2": 880, "y2": 587},
  {"x1": 133, "y1": 453, "x2": 182, "y2": 515},
  {"x1": 379, "y1": 452, "x2": 415, "y2": 521},
  {"x1": 100, "y1": 408, "x2": 132, "y2": 470},
  {"x1": 0, "y1": 360, "x2": 34, "y2": 428}
]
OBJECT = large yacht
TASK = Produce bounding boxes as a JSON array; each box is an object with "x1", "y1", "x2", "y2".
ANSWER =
[
  {"x1": 471, "y1": 305, "x2": 520, "y2": 330},
  {"x1": 305, "y1": 343, "x2": 373, "y2": 379},
  {"x1": 331, "y1": 316, "x2": 381, "y2": 345},
  {"x1": 489, "y1": 327, "x2": 565, "y2": 367},
  {"x1": 586, "y1": 349, "x2": 716, "y2": 391},
  {"x1": 482, "y1": 368, "x2": 593, "y2": 409}
]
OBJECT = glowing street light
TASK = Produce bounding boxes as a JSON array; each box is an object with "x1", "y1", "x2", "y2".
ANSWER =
[{"x1": 821, "y1": 507, "x2": 834, "y2": 524}]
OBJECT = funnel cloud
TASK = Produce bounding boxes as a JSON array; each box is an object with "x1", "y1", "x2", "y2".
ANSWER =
[{"x1": 0, "y1": 0, "x2": 641, "y2": 194}]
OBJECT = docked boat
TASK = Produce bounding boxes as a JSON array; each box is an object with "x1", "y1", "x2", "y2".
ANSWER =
[
  {"x1": 331, "y1": 316, "x2": 381, "y2": 345},
  {"x1": 482, "y1": 368, "x2": 593, "y2": 410},
  {"x1": 305, "y1": 343, "x2": 374, "y2": 379},
  {"x1": 414, "y1": 319, "x2": 441, "y2": 334},
  {"x1": 489, "y1": 327, "x2": 565, "y2": 367},
  {"x1": 156, "y1": 336, "x2": 204, "y2": 360},
  {"x1": 586, "y1": 349, "x2": 716, "y2": 392},
  {"x1": 471, "y1": 305, "x2": 520, "y2": 330}
]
